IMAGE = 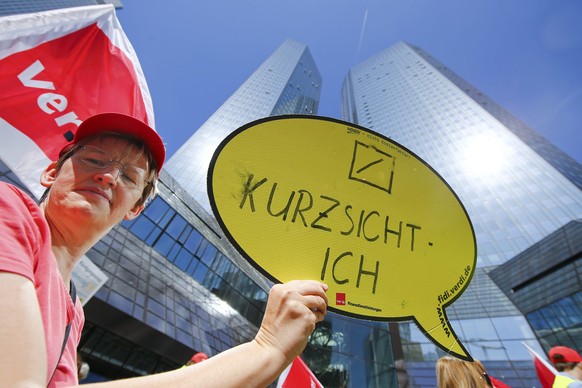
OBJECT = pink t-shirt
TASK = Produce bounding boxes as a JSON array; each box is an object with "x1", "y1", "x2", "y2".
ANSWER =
[{"x1": 0, "y1": 183, "x2": 85, "y2": 387}]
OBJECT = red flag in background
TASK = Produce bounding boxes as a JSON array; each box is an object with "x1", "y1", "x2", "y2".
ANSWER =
[
  {"x1": 277, "y1": 356, "x2": 323, "y2": 388},
  {"x1": 490, "y1": 375, "x2": 512, "y2": 388},
  {"x1": 533, "y1": 358, "x2": 556, "y2": 388},
  {"x1": 523, "y1": 342, "x2": 558, "y2": 388},
  {"x1": 0, "y1": 5, "x2": 155, "y2": 197}
]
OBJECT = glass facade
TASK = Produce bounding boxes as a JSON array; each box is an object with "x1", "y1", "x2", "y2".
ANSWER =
[
  {"x1": 165, "y1": 39, "x2": 322, "y2": 212},
  {"x1": 490, "y1": 220, "x2": 582, "y2": 356},
  {"x1": 121, "y1": 194, "x2": 269, "y2": 328},
  {"x1": 527, "y1": 291, "x2": 582, "y2": 351},
  {"x1": 341, "y1": 41, "x2": 582, "y2": 386},
  {"x1": 303, "y1": 318, "x2": 398, "y2": 387}
]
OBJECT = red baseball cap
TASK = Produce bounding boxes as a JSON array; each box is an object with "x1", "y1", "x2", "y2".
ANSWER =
[
  {"x1": 549, "y1": 346, "x2": 582, "y2": 364},
  {"x1": 60, "y1": 112, "x2": 165, "y2": 172}
]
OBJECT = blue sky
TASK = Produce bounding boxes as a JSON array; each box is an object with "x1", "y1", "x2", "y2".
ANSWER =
[{"x1": 116, "y1": 0, "x2": 582, "y2": 163}]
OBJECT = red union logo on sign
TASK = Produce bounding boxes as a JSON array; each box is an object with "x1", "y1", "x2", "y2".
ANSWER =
[
  {"x1": 336, "y1": 293, "x2": 346, "y2": 305},
  {"x1": 0, "y1": 23, "x2": 149, "y2": 161}
]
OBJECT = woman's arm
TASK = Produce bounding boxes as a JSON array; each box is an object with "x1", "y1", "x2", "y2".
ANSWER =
[
  {"x1": 0, "y1": 272, "x2": 48, "y2": 388},
  {"x1": 82, "y1": 280, "x2": 329, "y2": 388}
]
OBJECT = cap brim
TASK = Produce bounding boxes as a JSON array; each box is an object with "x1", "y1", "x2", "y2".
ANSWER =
[{"x1": 66, "y1": 112, "x2": 165, "y2": 172}]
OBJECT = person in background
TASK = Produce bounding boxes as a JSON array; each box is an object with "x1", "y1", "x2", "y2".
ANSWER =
[
  {"x1": 548, "y1": 346, "x2": 582, "y2": 387},
  {"x1": 0, "y1": 112, "x2": 328, "y2": 387},
  {"x1": 185, "y1": 352, "x2": 209, "y2": 367},
  {"x1": 77, "y1": 353, "x2": 90, "y2": 381},
  {"x1": 436, "y1": 356, "x2": 506, "y2": 388}
]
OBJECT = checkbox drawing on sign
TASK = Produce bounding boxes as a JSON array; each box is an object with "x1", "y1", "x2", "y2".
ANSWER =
[{"x1": 348, "y1": 140, "x2": 395, "y2": 194}]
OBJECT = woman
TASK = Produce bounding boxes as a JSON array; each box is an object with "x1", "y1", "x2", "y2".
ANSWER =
[{"x1": 436, "y1": 356, "x2": 494, "y2": 388}]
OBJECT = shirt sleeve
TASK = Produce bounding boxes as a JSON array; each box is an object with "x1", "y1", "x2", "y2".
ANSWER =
[{"x1": 0, "y1": 183, "x2": 46, "y2": 282}]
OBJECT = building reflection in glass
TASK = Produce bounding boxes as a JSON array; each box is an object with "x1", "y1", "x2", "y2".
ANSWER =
[{"x1": 303, "y1": 315, "x2": 399, "y2": 388}]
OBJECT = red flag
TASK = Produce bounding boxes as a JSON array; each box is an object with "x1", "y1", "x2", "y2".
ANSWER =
[
  {"x1": 533, "y1": 358, "x2": 556, "y2": 388},
  {"x1": 523, "y1": 342, "x2": 558, "y2": 388},
  {"x1": 277, "y1": 356, "x2": 323, "y2": 388},
  {"x1": 490, "y1": 375, "x2": 512, "y2": 388},
  {"x1": 0, "y1": 5, "x2": 155, "y2": 197}
]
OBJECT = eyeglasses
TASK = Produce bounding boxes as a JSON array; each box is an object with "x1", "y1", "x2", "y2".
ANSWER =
[
  {"x1": 482, "y1": 372, "x2": 493, "y2": 387},
  {"x1": 72, "y1": 145, "x2": 149, "y2": 190}
]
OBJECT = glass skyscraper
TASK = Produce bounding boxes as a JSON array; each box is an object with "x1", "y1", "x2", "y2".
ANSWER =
[
  {"x1": 342, "y1": 41, "x2": 582, "y2": 386},
  {"x1": 166, "y1": 39, "x2": 322, "y2": 212}
]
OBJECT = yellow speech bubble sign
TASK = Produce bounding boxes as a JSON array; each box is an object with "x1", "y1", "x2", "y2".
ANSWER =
[{"x1": 208, "y1": 116, "x2": 476, "y2": 361}]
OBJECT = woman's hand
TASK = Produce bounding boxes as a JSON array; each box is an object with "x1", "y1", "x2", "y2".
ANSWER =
[{"x1": 254, "y1": 280, "x2": 329, "y2": 366}]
